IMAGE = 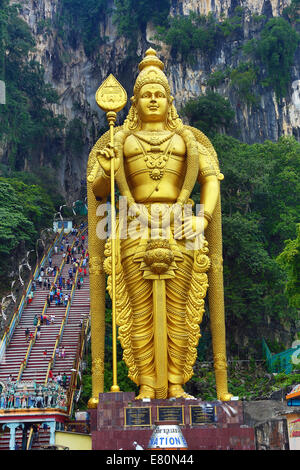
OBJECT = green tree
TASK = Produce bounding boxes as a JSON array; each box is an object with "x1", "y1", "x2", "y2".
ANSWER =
[
  {"x1": 0, "y1": 2, "x2": 65, "y2": 170},
  {"x1": 243, "y1": 18, "x2": 300, "y2": 99},
  {"x1": 211, "y1": 134, "x2": 299, "y2": 339},
  {"x1": 115, "y1": 0, "x2": 170, "y2": 35},
  {"x1": 283, "y1": 0, "x2": 300, "y2": 24},
  {"x1": 4, "y1": 178, "x2": 55, "y2": 234},
  {"x1": 59, "y1": 0, "x2": 109, "y2": 56},
  {"x1": 255, "y1": 137, "x2": 300, "y2": 255},
  {"x1": 0, "y1": 176, "x2": 55, "y2": 280},
  {"x1": 277, "y1": 225, "x2": 300, "y2": 309},
  {"x1": 155, "y1": 12, "x2": 221, "y2": 62},
  {"x1": 230, "y1": 62, "x2": 258, "y2": 104},
  {"x1": 114, "y1": 0, "x2": 170, "y2": 53},
  {"x1": 181, "y1": 92, "x2": 235, "y2": 137},
  {"x1": 0, "y1": 180, "x2": 35, "y2": 278},
  {"x1": 218, "y1": 6, "x2": 244, "y2": 38},
  {"x1": 155, "y1": 8, "x2": 244, "y2": 63}
]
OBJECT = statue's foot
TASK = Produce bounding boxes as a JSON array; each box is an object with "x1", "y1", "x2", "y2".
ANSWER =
[
  {"x1": 135, "y1": 385, "x2": 155, "y2": 400},
  {"x1": 87, "y1": 397, "x2": 99, "y2": 409},
  {"x1": 219, "y1": 393, "x2": 234, "y2": 401},
  {"x1": 168, "y1": 385, "x2": 196, "y2": 400}
]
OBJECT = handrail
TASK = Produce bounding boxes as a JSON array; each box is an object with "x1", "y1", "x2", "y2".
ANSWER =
[
  {"x1": 0, "y1": 231, "x2": 62, "y2": 365},
  {"x1": 262, "y1": 337, "x2": 300, "y2": 374},
  {"x1": 26, "y1": 426, "x2": 34, "y2": 450},
  {"x1": 16, "y1": 234, "x2": 66, "y2": 383},
  {"x1": 44, "y1": 226, "x2": 87, "y2": 385},
  {"x1": 67, "y1": 315, "x2": 90, "y2": 416}
]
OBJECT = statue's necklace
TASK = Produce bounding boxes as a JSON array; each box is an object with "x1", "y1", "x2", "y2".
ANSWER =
[
  {"x1": 133, "y1": 134, "x2": 175, "y2": 181},
  {"x1": 133, "y1": 131, "x2": 175, "y2": 146}
]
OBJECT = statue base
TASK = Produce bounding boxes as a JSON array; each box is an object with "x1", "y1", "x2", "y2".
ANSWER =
[{"x1": 89, "y1": 392, "x2": 255, "y2": 450}]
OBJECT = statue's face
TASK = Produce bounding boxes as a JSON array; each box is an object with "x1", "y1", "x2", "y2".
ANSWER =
[{"x1": 136, "y1": 84, "x2": 168, "y2": 123}]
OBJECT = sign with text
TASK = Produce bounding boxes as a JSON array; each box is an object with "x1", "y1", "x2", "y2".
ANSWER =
[
  {"x1": 124, "y1": 407, "x2": 151, "y2": 427},
  {"x1": 189, "y1": 405, "x2": 216, "y2": 425},
  {"x1": 157, "y1": 406, "x2": 184, "y2": 425}
]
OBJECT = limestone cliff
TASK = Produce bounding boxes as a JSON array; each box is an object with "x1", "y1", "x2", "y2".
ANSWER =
[{"x1": 16, "y1": 0, "x2": 300, "y2": 201}]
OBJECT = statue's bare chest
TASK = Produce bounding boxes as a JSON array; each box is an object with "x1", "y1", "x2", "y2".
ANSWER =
[{"x1": 123, "y1": 132, "x2": 186, "y2": 184}]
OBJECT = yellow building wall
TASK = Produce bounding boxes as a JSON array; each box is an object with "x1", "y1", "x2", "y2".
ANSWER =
[{"x1": 55, "y1": 431, "x2": 92, "y2": 450}]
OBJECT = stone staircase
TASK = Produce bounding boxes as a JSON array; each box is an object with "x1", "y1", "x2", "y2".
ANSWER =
[{"x1": 0, "y1": 229, "x2": 90, "y2": 450}]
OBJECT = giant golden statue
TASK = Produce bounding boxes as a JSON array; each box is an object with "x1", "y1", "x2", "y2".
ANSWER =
[{"x1": 87, "y1": 49, "x2": 232, "y2": 407}]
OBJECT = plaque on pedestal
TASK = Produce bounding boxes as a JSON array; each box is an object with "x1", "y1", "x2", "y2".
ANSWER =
[
  {"x1": 124, "y1": 407, "x2": 152, "y2": 427},
  {"x1": 157, "y1": 406, "x2": 184, "y2": 425},
  {"x1": 189, "y1": 405, "x2": 216, "y2": 425}
]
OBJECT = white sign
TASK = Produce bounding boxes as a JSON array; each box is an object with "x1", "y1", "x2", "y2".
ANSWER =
[{"x1": 148, "y1": 424, "x2": 188, "y2": 449}]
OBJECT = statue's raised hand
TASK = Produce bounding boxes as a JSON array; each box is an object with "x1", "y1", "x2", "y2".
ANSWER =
[{"x1": 96, "y1": 143, "x2": 120, "y2": 176}]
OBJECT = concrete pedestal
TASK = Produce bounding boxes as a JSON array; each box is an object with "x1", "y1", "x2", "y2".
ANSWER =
[{"x1": 90, "y1": 392, "x2": 256, "y2": 450}]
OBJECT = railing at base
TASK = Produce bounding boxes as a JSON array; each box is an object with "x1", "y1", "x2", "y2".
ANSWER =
[{"x1": 262, "y1": 337, "x2": 300, "y2": 374}]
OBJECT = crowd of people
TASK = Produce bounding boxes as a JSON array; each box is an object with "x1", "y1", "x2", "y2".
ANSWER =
[
  {"x1": 24, "y1": 229, "x2": 89, "y2": 344},
  {"x1": 29, "y1": 232, "x2": 88, "y2": 298}
]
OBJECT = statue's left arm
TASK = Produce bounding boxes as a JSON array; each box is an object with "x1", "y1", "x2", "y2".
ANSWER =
[
  {"x1": 197, "y1": 142, "x2": 233, "y2": 401},
  {"x1": 197, "y1": 143, "x2": 219, "y2": 227}
]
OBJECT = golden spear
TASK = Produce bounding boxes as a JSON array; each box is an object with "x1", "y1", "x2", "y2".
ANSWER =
[{"x1": 95, "y1": 74, "x2": 127, "y2": 392}]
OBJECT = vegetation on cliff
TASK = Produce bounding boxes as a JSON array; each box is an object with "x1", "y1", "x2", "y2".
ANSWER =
[
  {"x1": 181, "y1": 92, "x2": 235, "y2": 136},
  {"x1": 277, "y1": 225, "x2": 300, "y2": 309},
  {"x1": 58, "y1": 0, "x2": 171, "y2": 55},
  {"x1": 214, "y1": 134, "x2": 299, "y2": 345},
  {"x1": 155, "y1": 8, "x2": 244, "y2": 63},
  {"x1": 155, "y1": 7, "x2": 299, "y2": 102},
  {"x1": 243, "y1": 17, "x2": 300, "y2": 99},
  {"x1": 0, "y1": 1, "x2": 65, "y2": 282},
  {"x1": 114, "y1": 0, "x2": 170, "y2": 35},
  {"x1": 0, "y1": 1, "x2": 65, "y2": 172},
  {"x1": 0, "y1": 178, "x2": 55, "y2": 279},
  {"x1": 58, "y1": 0, "x2": 109, "y2": 56}
]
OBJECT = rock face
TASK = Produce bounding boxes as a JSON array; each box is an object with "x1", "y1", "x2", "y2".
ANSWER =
[
  {"x1": 172, "y1": 0, "x2": 287, "y2": 17},
  {"x1": 16, "y1": 0, "x2": 300, "y2": 200}
]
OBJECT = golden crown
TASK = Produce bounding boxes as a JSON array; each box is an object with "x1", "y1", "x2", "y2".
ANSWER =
[{"x1": 133, "y1": 48, "x2": 171, "y2": 98}]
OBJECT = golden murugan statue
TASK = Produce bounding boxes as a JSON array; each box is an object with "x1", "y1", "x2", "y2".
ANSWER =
[{"x1": 87, "y1": 49, "x2": 232, "y2": 407}]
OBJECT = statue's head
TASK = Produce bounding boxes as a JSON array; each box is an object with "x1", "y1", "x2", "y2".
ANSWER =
[{"x1": 124, "y1": 48, "x2": 182, "y2": 131}]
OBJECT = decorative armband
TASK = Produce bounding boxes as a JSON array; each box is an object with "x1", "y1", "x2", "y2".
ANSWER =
[
  {"x1": 199, "y1": 166, "x2": 217, "y2": 178},
  {"x1": 204, "y1": 211, "x2": 213, "y2": 223}
]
